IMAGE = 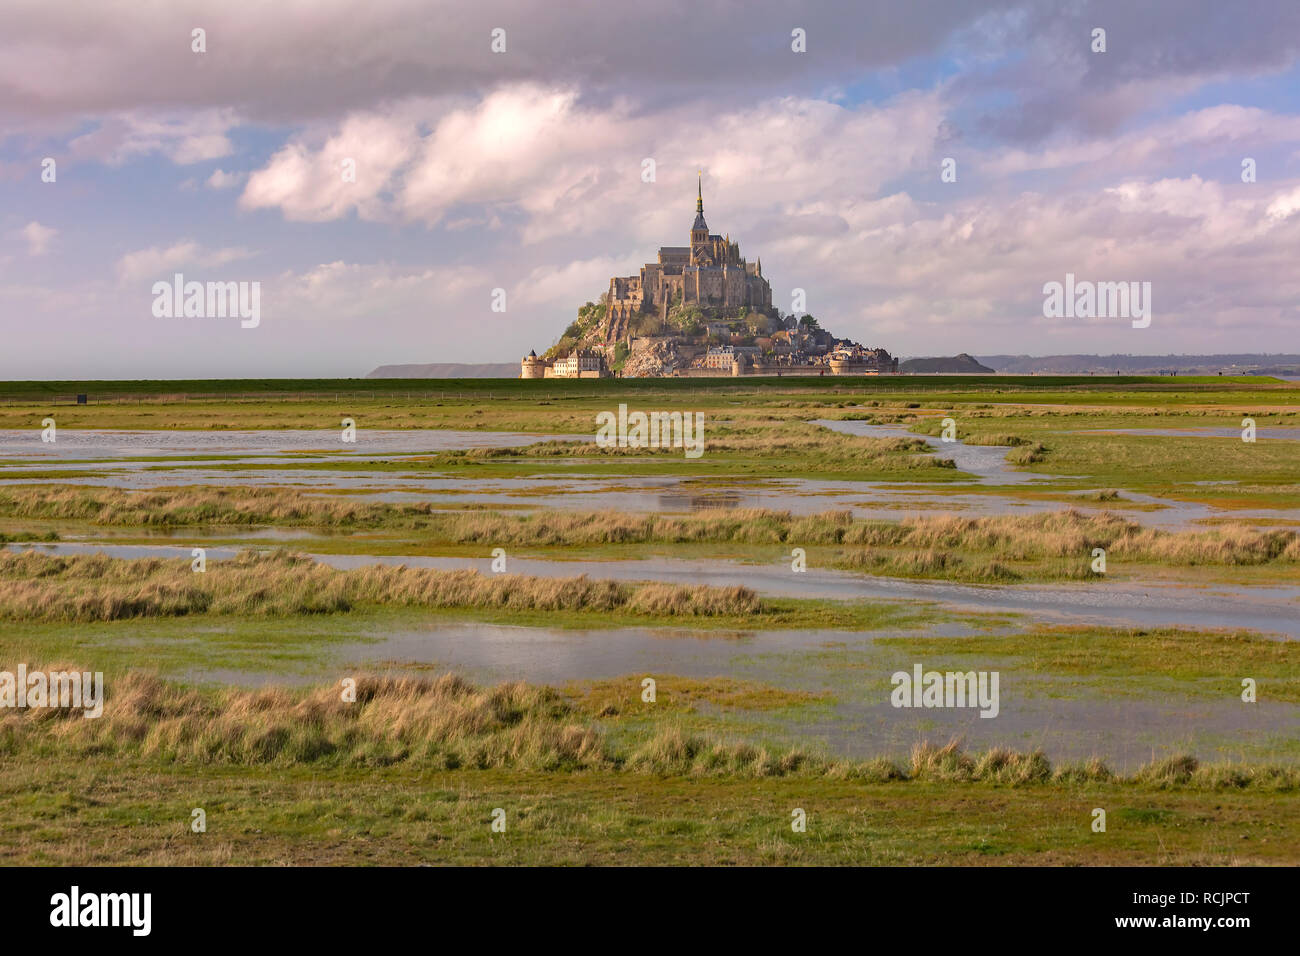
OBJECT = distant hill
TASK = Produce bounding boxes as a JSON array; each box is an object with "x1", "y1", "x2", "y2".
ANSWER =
[
  {"x1": 368, "y1": 363, "x2": 519, "y2": 378},
  {"x1": 976, "y1": 354, "x2": 1300, "y2": 375},
  {"x1": 899, "y1": 353, "x2": 994, "y2": 374}
]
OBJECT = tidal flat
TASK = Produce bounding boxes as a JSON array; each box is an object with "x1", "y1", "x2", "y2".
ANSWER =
[{"x1": 1, "y1": 375, "x2": 1298, "y2": 864}]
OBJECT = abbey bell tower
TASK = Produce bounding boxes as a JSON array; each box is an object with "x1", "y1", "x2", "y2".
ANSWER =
[
  {"x1": 602, "y1": 179, "x2": 772, "y2": 319},
  {"x1": 690, "y1": 174, "x2": 710, "y2": 262}
]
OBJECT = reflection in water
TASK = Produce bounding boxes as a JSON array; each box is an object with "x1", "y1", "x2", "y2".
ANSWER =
[{"x1": 658, "y1": 491, "x2": 744, "y2": 511}]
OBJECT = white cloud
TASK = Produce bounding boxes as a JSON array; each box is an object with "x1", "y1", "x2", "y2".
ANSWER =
[
  {"x1": 114, "y1": 240, "x2": 254, "y2": 283},
  {"x1": 206, "y1": 168, "x2": 244, "y2": 189},
  {"x1": 17, "y1": 221, "x2": 57, "y2": 255},
  {"x1": 241, "y1": 101, "x2": 430, "y2": 221},
  {"x1": 270, "y1": 260, "x2": 491, "y2": 321},
  {"x1": 240, "y1": 85, "x2": 947, "y2": 245},
  {"x1": 512, "y1": 254, "x2": 641, "y2": 312},
  {"x1": 800, "y1": 175, "x2": 1300, "y2": 349},
  {"x1": 983, "y1": 105, "x2": 1300, "y2": 179},
  {"x1": 1266, "y1": 185, "x2": 1300, "y2": 220},
  {"x1": 68, "y1": 110, "x2": 237, "y2": 166}
]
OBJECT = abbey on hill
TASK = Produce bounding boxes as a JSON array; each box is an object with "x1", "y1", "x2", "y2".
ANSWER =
[{"x1": 523, "y1": 180, "x2": 896, "y2": 378}]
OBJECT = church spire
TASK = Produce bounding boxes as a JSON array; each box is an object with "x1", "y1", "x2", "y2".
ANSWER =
[{"x1": 692, "y1": 171, "x2": 708, "y2": 233}]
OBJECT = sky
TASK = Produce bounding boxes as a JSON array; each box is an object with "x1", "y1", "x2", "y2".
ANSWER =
[{"x1": 2, "y1": 0, "x2": 1300, "y2": 378}]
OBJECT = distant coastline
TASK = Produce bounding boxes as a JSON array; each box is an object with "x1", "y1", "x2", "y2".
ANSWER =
[
  {"x1": 970, "y1": 354, "x2": 1300, "y2": 375},
  {"x1": 368, "y1": 363, "x2": 520, "y2": 379}
]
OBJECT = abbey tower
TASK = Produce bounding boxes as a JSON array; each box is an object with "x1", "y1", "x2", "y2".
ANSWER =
[{"x1": 605, "y1": 178, "x2": 772, "y2": 335}]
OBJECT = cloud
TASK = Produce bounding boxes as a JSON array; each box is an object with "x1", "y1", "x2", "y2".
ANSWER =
[
  {"x1": 114, "y1": 240, "x2": 254, "y2": 283},
  {"x1": 270, "y1": 260, "x2": 491, "y2": 322},
  {"x1": 982, "y1": 106, "x2": 1300, "y2": 179},
  {"x1": 0, "y1": 0, "x2": 1010, "y2": 124},
  {"x1": 1266, "y1": 185, "x2": 1300, "y2": 220},
  {"x1": 799, "y1": 175, "x2": 1300, "y2": 349},
  {"x1": 67, "y1": 110, "x2": 237, "y2": 165},
  {"x1": 206, "y1": 168, "x2": 244, "y2": 189},
  {"x1": 17, "y1": 220, "x2": 56, "y2": 255},
  {"x1": 512, "y1": 254, "x2": 642, "y2": 312},
  {"x1": 241, "y1": 101, "x2": 429, "y2": 221},
  {"x1": 240, "y1": 85, "x2": 948, "y2": 242},
  {"x1": 958, "y1": 1, "x2": 1300, "y2": 144},
  {"x1": 4, "y1": 0, "x2": 1296, "y2": 156}
]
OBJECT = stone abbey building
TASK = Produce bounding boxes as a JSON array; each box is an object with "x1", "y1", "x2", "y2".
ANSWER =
[{"x1": 605, "y1": 178, "x2": 772, "y2": 335}]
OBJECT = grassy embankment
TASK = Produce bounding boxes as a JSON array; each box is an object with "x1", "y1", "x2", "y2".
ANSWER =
[
  {"x1": 0, "y1": 548, "x2": 939, "y2": 632},
  {"x1": 2, "y1": 669, "x2": 1299, "y2": 865}
]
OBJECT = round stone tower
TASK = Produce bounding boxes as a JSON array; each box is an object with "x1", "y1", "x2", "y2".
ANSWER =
[{"x1": 521, "y1": 350, "x2": 546, "y2": 379}]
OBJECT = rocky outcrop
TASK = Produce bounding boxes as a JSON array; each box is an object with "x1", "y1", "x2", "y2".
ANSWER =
[{"x1": 621, "y1": 339, "x2": 683, "y2": 378}]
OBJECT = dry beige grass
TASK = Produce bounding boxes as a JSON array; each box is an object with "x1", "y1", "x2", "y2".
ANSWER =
[
  {"x1": 1, "y1": 670, "x2": 609, "y2": 770},
  {"x1": 3, "y1": 667, "x2": 1296, "y2": 788},
  {"x1": 4, "y1": 487, "x2": 1297, "y2": 567},
  {"x1": 0, "y1": 486, "x2": 386, "y2": 528},
  {"x1": 841, "y1": 509, "x2": 1300, "y2": 565},
  {"x1": 0, "y1": 550, "x2": 762, "y2": 622},
  {"x1": 451, "y1": 426, "x2": 937, "y2": 468}
]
